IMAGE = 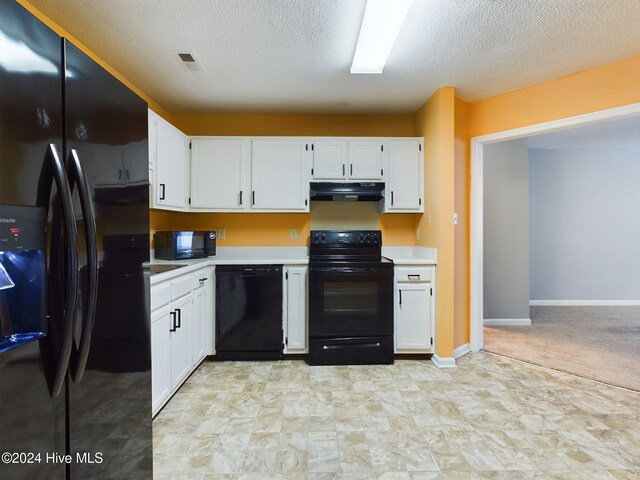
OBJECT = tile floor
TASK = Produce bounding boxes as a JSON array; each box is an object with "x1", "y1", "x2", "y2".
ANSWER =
[{"x1": 153, "y1": 352, "x2": 640, "y2": 479}]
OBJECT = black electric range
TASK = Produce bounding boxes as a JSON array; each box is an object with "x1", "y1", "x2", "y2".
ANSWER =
[{"x1": 308, "y1": 230, "x2": 394, "y2": 365}]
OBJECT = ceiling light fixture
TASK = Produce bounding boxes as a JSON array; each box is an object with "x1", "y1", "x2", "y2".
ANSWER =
[{"x1": 350, "y1": 0, "x2": 414, "y2": 74}]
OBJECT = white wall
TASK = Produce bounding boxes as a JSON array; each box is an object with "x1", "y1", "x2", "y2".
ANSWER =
[
  {"x1": 529, "y1": 148, "x2": 640, "y2": 301},
  {"x1": 483, "y1": 138, "x2": 530, "y2": 319}
]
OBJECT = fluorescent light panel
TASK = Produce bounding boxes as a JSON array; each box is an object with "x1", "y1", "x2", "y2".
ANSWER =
[{"x1": 351, "y1": 0, "x2": 414, "y2": 74}]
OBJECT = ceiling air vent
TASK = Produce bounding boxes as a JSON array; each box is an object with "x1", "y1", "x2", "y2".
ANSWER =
[{"x1": 174, "y1": 51, "x2": 204, "y2": 72}]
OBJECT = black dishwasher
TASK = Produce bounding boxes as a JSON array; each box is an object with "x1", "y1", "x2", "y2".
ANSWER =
[{"x1": 216, "y1": 265, "x2": 284, "y2": 360}]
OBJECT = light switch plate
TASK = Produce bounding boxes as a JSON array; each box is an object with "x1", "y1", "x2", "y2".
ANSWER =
[
  {"x1": 415, "y1": 227, "x2": 420, "y2": 240},
  {"x1": 217, "y1": 227, "x2": 226, "y2": 240},
  {"x1": 290, "y1": 228, "x2": 298, "y2": 240},
  {"x1": 453, "y1": 212, "x2": 458, "y2": 225}
]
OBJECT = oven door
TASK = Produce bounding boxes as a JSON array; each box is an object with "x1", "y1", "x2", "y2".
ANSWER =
[{"x1": 309, "y1": 265, "x2": 393, "y2": 338}]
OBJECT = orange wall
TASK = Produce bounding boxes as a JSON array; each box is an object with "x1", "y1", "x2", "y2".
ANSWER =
[
  {"x1": 154, "y1": 113, "x2": 418, "y2": 247},
  {"x1": 172, "y1": 113, "x2": 414, "y2": 137},
  {"x1": 454, "y1": 97, "x2": 470, "y2": 349},
  {"x1": 413, "y1": 87, "x2": 456, "y2": 357},
  {"x1": 469, "y1": 54, "x2": 640, "y2": 137},
  {"x1": 18, "y1": 1, "x2": 170, "y2": 120}
]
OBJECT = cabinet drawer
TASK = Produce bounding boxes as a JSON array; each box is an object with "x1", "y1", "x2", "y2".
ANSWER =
[
  {"x1": 172, "y1": 274, "x2": 194, "y2": 300},
  {"x1": 151, "y1": 282, "x2": 172, "y2": 311},
  {"x1": 193, "y1": 270, "x2": 210, "y2": 290},
  {"x1": 396, "y1": 267, "x2": 431, "y2": 282}
]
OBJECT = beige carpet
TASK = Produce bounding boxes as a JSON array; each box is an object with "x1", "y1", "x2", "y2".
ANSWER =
[{"x1": 483, "y1": 306, "x2": 640, "y2": 391}]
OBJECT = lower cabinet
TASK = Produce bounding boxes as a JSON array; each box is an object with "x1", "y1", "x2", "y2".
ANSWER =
[
  {"x1": 283, "y1": 265, "x2": 308, "y2": 353},
  {"x1": 193, "y1": 266, "x2": 215, "y2": 359},
  {"x1": 170, "y1": 292, "x2": 194, "y2": 388},
  {"x1": 394, "y1": 266, "x2": 435, "y2": 353},
  {"x1": 151, "y1": 268, "x2": 214, "y2": 416},
  {"x1": 151, "y1": 305, "x2": 172, "y2": 414}
]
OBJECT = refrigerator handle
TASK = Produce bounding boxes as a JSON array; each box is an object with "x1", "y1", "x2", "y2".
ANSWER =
[
  {"x1": 36, "y1": 144, "x2": 79, "y2": 398},
  {"x1": 66, "y1": 149, "x2": 99, "y2": 383}
]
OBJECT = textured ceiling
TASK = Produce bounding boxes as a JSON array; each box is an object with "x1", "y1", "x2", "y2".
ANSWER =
[
  {"x1": 528, "y1": 115, "x2": 640, "y2": 150},
  {"x1": 28, "y1": 0, "x2": 640, "y2": 114}
]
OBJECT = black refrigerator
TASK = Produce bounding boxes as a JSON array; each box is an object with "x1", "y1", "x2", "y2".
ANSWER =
[{"x1": 0, "y1": 1, "x2": 152, "y2": 479}]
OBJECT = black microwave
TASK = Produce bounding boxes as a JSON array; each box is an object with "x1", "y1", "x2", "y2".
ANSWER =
[{"x1": 155, "y1": 231, "x2": 216, "y2": 260}]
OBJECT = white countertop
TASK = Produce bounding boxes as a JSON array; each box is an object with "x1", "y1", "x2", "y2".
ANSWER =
[
  {"x1": 149, "y1": 247, "x2": 308, "y2": 284},
  {"x1": 150, "y1": 245, "x2": 436, "y2": 284},
  {"x1": 382, "y1": 246, "x2": 437, "y2": 265}
]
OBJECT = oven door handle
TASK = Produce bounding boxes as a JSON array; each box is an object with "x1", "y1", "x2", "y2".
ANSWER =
[{"x1": 310, "y1": 267, "x2": 386, "y2": 274}]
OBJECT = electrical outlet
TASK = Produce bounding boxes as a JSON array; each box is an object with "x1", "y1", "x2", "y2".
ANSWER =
[
  {"x1": 415, "y1": 227, "x2": 420, "y2": 240},
  {"x1": 290, "y1": 228, "x2": 298, "y2": 240},
  {"x1": 217, "y1": 227, "x2": 226, "y2": 240}
]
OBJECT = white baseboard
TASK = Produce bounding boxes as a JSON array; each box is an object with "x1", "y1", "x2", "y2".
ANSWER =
[
  {"x1": 431, "y1": 354, "x2": 456, "y2": 368},
  {"x1": 484, "y1": 318, "x2": 531, "y2": 326},
  {"x1": 530, "y1": 300, "x2": 640, "y2": 306},
  {"x1": 453, "y1": 343, "x2": 471, "y2": 359}
]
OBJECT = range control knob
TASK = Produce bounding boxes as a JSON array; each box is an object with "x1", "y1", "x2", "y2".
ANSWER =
[
  {"x1": 358, "y1": 233, "x2": 365, "y2": 242},
  {"x1": 320, "y1": 233, "x2": 326, "y2": 243},
  {"x1": 371, "y1": 232, "x2": 379, "y2": 243}
]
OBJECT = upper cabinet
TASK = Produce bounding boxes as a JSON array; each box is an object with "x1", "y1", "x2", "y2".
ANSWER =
[
  {"x1": 312, "y1": 139, "x2": 349, "y2": 180},
  {"x1": 311, "y1": 138, "x2": 385, "y2": 182},
  {"x1": 349, "y1": 140, "x2": 384, "y2": 181},
  {"x1": 384, "y1": 138, "x2": 424, "y2": 213},
  {"x1": 190, "y1": 138, "x2": 249, "y2": 211},
  {"x1": 250, "y1": 139, "x2": 310, "y2": 211},
  {"x1": 154, "y1": 116, "x2": 189, "y2": 210},
  {"x1": 148, "y1": 113, "x2": 424, "y2": 214}
]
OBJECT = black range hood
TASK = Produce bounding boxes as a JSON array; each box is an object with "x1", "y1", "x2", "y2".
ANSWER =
[{"x1": 310, "y1": 182, "x2": 385, "y2": 202}]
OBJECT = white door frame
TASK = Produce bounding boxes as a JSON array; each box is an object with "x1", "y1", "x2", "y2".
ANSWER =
[{"x1": 470, "y1": 102, "x2": 640, "y2": 352}]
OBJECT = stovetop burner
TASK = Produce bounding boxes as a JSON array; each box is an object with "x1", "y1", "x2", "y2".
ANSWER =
[{"x1": 309, "y1": 230, "x2": 388, "y2": 265}]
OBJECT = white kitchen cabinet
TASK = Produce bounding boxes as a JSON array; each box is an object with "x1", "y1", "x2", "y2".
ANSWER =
[
  {"x1": 251, "y1": 139, "x2": 310, "y2": 211},
  {"x1": 150, "y1": 304, "x2": 172, "y2": 414},
  {"x1": 283, "y1": 266, "x2": 308, "y2": 353},
  {"x1": 190, "y1": 138, "x2": 249, "y2": 211},
  {"x1": 349, "y1": 139, "x2": 384, "y2": 180},
  {"x1": 312, "y1": 139, "x2": 348, "y2": 180},
  {"x1": 193, "y1": 266, "x2": 214, "y2": 361},
  {"x1": 151, "y1": 268, "x2": 213, "y2": 416},
  {"x1": 394, "y1": 266, "x2": 435, "y2": 353},
  {"x1": 385, "y1": 138, "x2": 424, "y2": 212},
  {"x1": 155, "y1": 115, "x2": 188, "y2": 210},
  {"x1": 170, "y1": 292, "x2": 194, "y2": 389},
  {"x1": 148, "y1": 110, "x2": 158, "y2": 207}
]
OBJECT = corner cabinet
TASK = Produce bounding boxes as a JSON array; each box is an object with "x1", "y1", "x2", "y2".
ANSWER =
[
  {"x1": 152, "y1": 114, "x2": 189, "y2": 210},
  {"x1": 394, "y1": 266, "x2": 435, "y2": 353},
  {"x1": 283, "y1": 266, "x2": 308, "y2": 353},
  {"x1": 251, "y1": 139, "x2": 311, "y2": 211},
  {"x1": 384, "y1": 138, "x2": 424, "y2": 213}
]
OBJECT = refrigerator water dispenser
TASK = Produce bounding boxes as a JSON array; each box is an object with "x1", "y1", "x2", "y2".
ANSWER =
[{"x1": 0, "y1": 204, "x2": 47, "y2": 353}]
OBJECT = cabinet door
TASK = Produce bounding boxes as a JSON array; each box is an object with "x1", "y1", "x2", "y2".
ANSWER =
[
  {"x1": 148, "y1": 111, "x2": 158, "y2": 207},
  {"x1": 395, "y1": 282, "x2": 432, "y2": 352},
  {"x1": 251, "y1": 139, "x2": 310, "y2": 211},
  {"x1": 284, "y1": 266, "x2": 308, "y2": 353},
  {"x1": 349, "y1": 140, "x2": 384, "y2": 180},
  {"x1": 151, "y1": 305, "x2": 172, "y2": 415},
  {"x1": 193, "y1": 281, "x2": 208, "y2": 364},
  {"x1": 191, "y1": 138, "x2": 248, "y2": 210},
  {"x1": 170, "y1": 294, "x2": 194, "y2": 388},
  {"x1": 312, "y1": 139, "x2": 348, "y2": 180},
  {"x1": 148, "y1": 109, "x2": 158, "y2": 170},
  {"x1": 387, "y1": 139, "x2": 423, "y2": 212},
  {"x1": 156, "y1": 117, "x2": 188, "y2": 209}
]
